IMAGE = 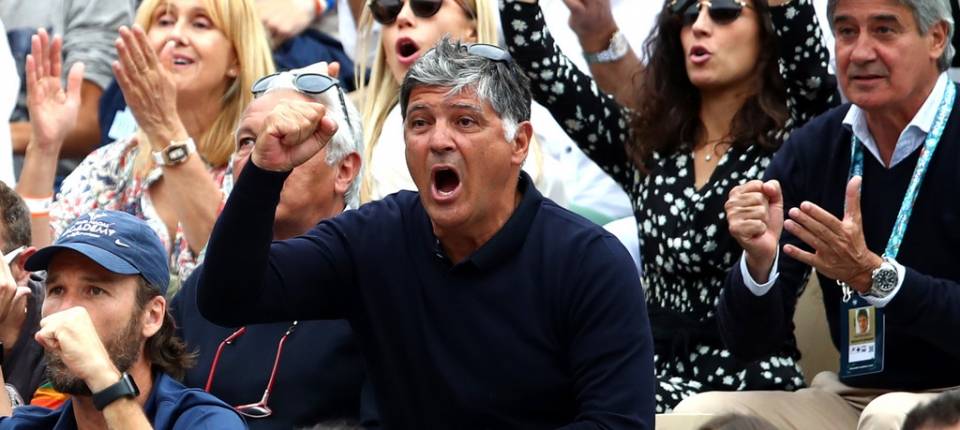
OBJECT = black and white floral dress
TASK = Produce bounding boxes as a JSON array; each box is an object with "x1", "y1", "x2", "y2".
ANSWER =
[{"x1": 501, "y1": 0, "x2": 837, "y2": 411}]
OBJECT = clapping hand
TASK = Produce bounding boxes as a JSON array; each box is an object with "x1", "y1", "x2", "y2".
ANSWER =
[
  {"x1": 112, "y1": 25, "x2": 189, "y2": 147},
  {"x1": 782, "y1": 176, "x2": 882, "y2": 293},
  {"x1": 25, "y1": 28, "x2": 84, "y2": 152}
]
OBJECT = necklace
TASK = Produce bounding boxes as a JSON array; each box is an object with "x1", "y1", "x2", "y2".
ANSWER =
[{"x1": 697, "y1": 139, "x2": 730, "y2": 162}]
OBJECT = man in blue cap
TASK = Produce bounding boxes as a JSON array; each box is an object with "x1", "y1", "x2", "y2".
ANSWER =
[{"x1": 0, "y1": 210, "x2": 244, "y2": 429}]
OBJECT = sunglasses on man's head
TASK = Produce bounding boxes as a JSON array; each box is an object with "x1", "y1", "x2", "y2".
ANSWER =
[
  {"x1": 251, "y1": 72, "x2": 356, "y2": 139},
  {"x1": 669, "y1": 0, "x2": 752, "y2": 27},
  {"x1": 367, "y1": 0, "x2": 473, "y2": 25}
]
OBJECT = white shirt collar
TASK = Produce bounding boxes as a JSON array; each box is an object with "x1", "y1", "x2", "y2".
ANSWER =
[{"x1": 842, "y1": 72, "x2": 950, "y2": 168}]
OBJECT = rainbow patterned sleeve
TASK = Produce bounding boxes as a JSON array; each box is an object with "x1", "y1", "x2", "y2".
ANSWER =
[{"x1": 29, "y1": 382, "x2": 68, "y2": 409}]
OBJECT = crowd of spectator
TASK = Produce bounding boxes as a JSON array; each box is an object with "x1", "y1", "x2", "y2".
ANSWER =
[{"x1": 0, "y1": 0, "x2": 958, "y2": 429}]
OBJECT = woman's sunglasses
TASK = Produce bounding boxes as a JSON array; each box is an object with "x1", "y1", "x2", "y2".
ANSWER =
[
  {"x1": 367, "y1": 0, "x2": 474, "y2": 25},
  {"x1": 251, "y1": 72, "x2": 356, "y2": 138},
  {"x1": 669, "y1": 0, "x2": 753, "y2": 26}
]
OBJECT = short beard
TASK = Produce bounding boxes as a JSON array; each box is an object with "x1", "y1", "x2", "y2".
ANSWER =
[{"x1": 45, "y1": 313, "x2": 144, "y2": 396}]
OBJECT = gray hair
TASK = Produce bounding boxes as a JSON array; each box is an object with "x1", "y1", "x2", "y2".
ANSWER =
[
  {"x1": 312, "y1": 87, "x2": 364, "y2": 209},
  {"x1": 827, "y1": 0, "x2": 955, "y2": 71},
  {"x1": 399, "y1": 36, "x2": 532, "y2": 141}
]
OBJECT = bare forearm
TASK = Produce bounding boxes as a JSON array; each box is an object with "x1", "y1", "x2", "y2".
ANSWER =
[
  {"x1": 16, "y1": 142, "x2": 59, "y2": 248},
  {"x1": 159, "y1": 157, "x2": 222, "y2": 254}
]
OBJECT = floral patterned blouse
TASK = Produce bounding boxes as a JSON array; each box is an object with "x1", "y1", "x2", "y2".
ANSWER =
[{"x1": 51, "y1": 136, "x2": 227, "y2": 287}]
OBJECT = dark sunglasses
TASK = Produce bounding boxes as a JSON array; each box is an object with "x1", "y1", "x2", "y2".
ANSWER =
[
  {"x1": 251, "y1": 72, "x2": 356, "y2": 139},
  {"x1": 205, "y1": 322, "x2": 299, "y2": 419},
  {"x1": 367, "y1": 0, "x2": 474, "y2": 25},
  {"x1": 670, "y1": 0, "x2": 752, "y2": 26}
]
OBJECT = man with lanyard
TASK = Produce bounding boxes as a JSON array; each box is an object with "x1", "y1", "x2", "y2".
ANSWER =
[{"x1": 672, "y1": 0, "x2": 960, "y2": 429}]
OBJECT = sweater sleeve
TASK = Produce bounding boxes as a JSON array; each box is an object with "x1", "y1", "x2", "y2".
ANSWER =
[
  {"x1": 500, "y1": 0, "x2": 639, "y2": 195},
  {"x1": 558, "y1": 235, "x2": 654, "y2": 430},
  {"x1": 882, "y1": 268, "x2": 960, "y2": 357},
  {"x1": 771, "y1": 0, "x2": 838, "y2": 134},
  {"x1": 717, "y1": 123, "x2": 814, "y2": 361},
  {"x1": 197, "y1": 162, "x2": 357, "y2": 327}
]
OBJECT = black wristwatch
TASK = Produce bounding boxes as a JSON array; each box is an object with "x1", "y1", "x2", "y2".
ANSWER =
[{"x1": 92, "y1": 372, "x2": 140, "y2": 411}]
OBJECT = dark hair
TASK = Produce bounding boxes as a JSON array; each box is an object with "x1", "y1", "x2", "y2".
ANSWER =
[
  {"x1": 629, "y1": 0, "x2": 788, "y2": 169},
  {"x1": 135, "y1": 279, "x2": 195, "y2": 379},
  {"x1": 857, "y1": 309, "x2": 869, "y2": 320},
  {"x1": 903, "y1": 390, "x2": 960, "y2": 430},
  {"x1": 0, "y1": 182, "x2": 31, "y2": 252},
  {"x1": 699, "y1": 413, "x2": 778, "y2": 430}
]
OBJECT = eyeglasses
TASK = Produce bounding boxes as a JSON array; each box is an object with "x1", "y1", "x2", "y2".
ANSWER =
[
  {"x1": 204, "y1": 321, "x2": 299, "y2": 419},
  {"x1": 367, "y1": 0, "x2": 474, "y2": 25},
  {"x1": 251, "y1": 72, "x2": 356, "y2": 139},
  {"x1": 3, "y1": 246, "x2": 25, "y2": 266},
  {"x1": 670, "y1": 0, "x2": 753, "y2": 26}
]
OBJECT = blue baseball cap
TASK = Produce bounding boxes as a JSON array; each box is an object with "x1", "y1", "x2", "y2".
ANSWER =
[{"x1": 25, "y1": 210, "x2": 169, "y2": 294}]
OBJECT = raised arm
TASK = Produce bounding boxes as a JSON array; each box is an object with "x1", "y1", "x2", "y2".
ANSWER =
[
  {"x1": 559, "y1": 0, "x2": 643, "y2": 110},
  {"x1": 112, "y1": 25, "x2": 224, "y2": 255},
  {"x1": 196, "y1": 100, "x2": 354, "y2": 326},
  {"x1": 770, "y1": 0, "x2": 838, "y2": 129},
  {"x1": 16, "y1": 29, "x2": 85, "y2": 248},
  {"x1": 501, "y1": 0, "x2": 640, "y2": 191}
]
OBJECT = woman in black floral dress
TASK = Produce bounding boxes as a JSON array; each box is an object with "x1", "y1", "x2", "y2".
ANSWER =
[{"x1": 501, "y1": 0, "x2": 837, "y2": 411}]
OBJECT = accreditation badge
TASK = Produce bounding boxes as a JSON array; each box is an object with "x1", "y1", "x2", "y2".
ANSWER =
[{"x1": 839, "y1": 296, "x2": 885, "y2": 377}]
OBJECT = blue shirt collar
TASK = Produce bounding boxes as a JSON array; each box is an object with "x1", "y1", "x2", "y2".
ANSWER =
[{"x1": 842, "y1": 72, "x2": 949, "y2": 168}]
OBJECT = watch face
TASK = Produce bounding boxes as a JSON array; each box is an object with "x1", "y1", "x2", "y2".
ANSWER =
[
  {"x1": 872, "y1": 267, "x2": 898, "y2": 293},
  {"x1": 167, "y1": 146, "x2": 188, "y2": 161}
]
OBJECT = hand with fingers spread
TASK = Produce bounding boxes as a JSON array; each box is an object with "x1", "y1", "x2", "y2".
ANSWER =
[
  {"x1": 34, "y1": 307, "x2": 121, "y2": 393},
  {"x1": 251, "y1": 100, "x2": 339, "y2": 172},
  {"x1": 562, "y1": 0, "x2": 618, "y2": 52},
  {"x1": 112, "y1": 25, "x2": 189, "y2": 148},
  {"x1": 25, "y1": 28, "x2": 85, "y2": 152},
  {"x1": 725, "y1": 179, "x2": 784, "y2": 283},
  {"x1": 782, "y1": 176, "x2": 882, "y2": 293}
]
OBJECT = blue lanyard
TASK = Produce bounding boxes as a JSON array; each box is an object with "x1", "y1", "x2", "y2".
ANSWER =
[{"x1": 847, "y1": 81, "x2": 956, "y2": 260}]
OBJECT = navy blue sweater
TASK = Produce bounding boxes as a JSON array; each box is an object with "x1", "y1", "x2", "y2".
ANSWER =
[
  {"x1": 719, "y1": 100, "x2": 960, "y2": 390},
  {"x1": 197, "y1": 164, "x2": 655, "y2": 429}
]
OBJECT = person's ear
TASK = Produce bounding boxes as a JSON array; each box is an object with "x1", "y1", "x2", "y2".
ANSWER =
[
  {"x1": 510, "y1": 121, "x2": 533, "y2": 166},
  {"x1": 141, "y1": 295, "x2": 165, "y2": 338},
  {"x1": 334, "y1": 152, "x2": 362, "y2": 197},
  {"x1": 11, "y1": 247, "x2": 37, "y2": 285},
  {"x1": 928, "y1": 20, "x2": 949, "y2": 63}
]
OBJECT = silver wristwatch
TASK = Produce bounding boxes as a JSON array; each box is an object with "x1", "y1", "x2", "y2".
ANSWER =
[
  {"x1": 583, "y1": 31, "x2": 629, "y2": 64},
  {"x1": 867, "y1": 258, "x2": 899, "y2": 298}
]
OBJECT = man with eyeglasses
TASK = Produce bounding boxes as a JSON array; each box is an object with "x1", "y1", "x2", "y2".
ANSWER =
[
  {"x1": 0, "y1": 182, "x2": 45, "y2": 408},
  {"x1": 197, "y1": 37, "x2": 654, "y2": 429},
  {"x1": 0, "y1": 210, "x2": 245, "y2": 428},
  {"x1": 170, "y1": 63, "x2": 373, "y2": 429}
]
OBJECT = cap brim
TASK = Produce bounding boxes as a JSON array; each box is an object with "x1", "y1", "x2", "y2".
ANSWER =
[{"x1": 25, "y1": 243, "x2": 141, "y2": 276}]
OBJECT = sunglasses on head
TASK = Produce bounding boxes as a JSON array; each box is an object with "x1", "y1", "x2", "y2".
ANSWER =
[
  {"x1": 251, "y1": 72, "x2": 356, "y2": 139},
  {"x1": 669, "y1": 0, "x2": 752, "y2": 26},
  {"x1": 367, "y1": 0, "x2": 474, "y2": 25}
]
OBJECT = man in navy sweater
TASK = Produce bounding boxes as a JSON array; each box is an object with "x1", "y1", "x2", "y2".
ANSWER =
[
  {"x1": 197, "y1": 37, "x2": 654, "y2": 429},
  {"x1": 675, "y1": 0, "x2": 960, "y2": 429}
]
